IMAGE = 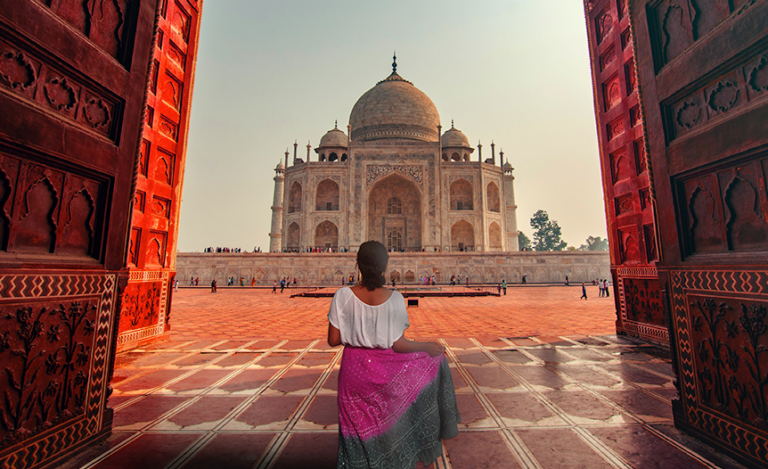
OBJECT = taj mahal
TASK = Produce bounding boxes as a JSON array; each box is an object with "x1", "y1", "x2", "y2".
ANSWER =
[{"x1": 268, "y1": 57, "x2": 519, "y2": 253}]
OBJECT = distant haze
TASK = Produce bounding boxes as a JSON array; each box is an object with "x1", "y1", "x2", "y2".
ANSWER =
[{"x1": 178, "y1": 0, "x2": 607, "y2": 252}]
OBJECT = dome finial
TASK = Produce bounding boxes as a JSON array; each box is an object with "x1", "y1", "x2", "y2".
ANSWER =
[
  {"x1": 451, "y1": 119, "x2": 454, "y2": 129},
  {"x1": 335, "y1": 119, "x2": 338, "y2": 129},
  {"x1": 392, "y1": 51, "x2": 397, "y2": 74}
]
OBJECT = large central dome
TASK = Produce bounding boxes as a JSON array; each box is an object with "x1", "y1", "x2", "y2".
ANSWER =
[{"x1": 349, "y1": 59, "x2": 440, "y2": 142}]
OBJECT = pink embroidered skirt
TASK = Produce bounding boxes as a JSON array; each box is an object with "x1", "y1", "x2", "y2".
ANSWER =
[{"x1": 337, "y1": 346, "x2": 460, "y2": 468}]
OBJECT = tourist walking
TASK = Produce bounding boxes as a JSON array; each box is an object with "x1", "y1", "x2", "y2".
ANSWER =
[
  {"x1": 327, "y1": 241, "x2": 459, "y2": 467},
  {"x1": 497, "y1": 283, "x2": 502, "y2": 295},
  {"x1": 581, "y1": 282, "x2": 587, "y2": 300},
  {"x1": 174, "y1": 279, "x2": 179, "y2": 292},
  {"x1": 502, "y1": 279, "x2": 507, "y2": 295},
  {"x1": 604, "y1": 279, "x2": 610, "y2": 298},
  {"x1": 565, "y1": 275, "x2": 569, "y2": 286},
  {"x1": 190, "y1": 277, "x2": 194, "y2": 286},
  {"x1": 280, "y1": 278, "x2": 285, "y2": 293},
  {"x1": 272, "y1": 280, "x2": 277, "y2": 294},
  {"x1": 251, "y1": 277, "x2": 256, "y2": 287},
  {"x1": 211, "y1": 279, "x2": 217, "y2": 293}
]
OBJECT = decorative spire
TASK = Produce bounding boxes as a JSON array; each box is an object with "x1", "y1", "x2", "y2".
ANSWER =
[
  {"x1": 451, "y1": 119, "x2": 455, "y2": 129},
  {"x1": 378, "y1": 52, "x2": 411, "y2": 85},
  {"x1": 334, "y1": 119, "x2": 338, "y2": 129}
]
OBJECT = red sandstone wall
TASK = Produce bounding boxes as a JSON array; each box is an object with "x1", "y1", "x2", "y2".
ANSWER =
[
  {"x1": 582, "y1": 0, "x2": 666, "y2": 343},
  {"x1": 117, "y1": 0, "x2": 203, "y2": 352}
]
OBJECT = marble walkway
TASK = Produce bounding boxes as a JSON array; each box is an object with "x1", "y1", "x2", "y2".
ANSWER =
[{"x1": 62, "y1": 287, "x2": 746, "y2": 469}]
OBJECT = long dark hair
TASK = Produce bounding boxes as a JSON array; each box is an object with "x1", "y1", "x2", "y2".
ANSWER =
[{"x1": 357, "y1": 241, "x2": 388, "y2": 291}]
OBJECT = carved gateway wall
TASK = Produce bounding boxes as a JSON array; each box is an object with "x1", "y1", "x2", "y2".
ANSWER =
[
  {"x1": 583, "y1": 0, "x2": 665, "y2": 344},
  {"x1": 631, "y1": 1, "x2": 768, "y2": 467},
  {"x1": 117, "y1": 0, "x2": 203, "y2": 352},
  {"x1": 0, "y1": 0, "x2": 158, "y2": 467}
]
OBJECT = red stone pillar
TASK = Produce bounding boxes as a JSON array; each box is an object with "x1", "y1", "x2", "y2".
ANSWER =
[
  {"x1": 117, "y1": 0, "x2": 204, "y2": 352},
  {"x1": 582, "y1": 0, "x2": 666, "y2": 344}
]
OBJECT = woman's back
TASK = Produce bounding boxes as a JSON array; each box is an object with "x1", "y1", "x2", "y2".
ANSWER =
[{"x1": 328, "y1": 287, "x2": 409, "y2": 350}]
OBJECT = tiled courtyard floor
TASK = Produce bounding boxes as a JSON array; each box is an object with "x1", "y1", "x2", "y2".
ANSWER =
[{"x1": 64, "y1": 287, "x2": 746, "y2": 469}]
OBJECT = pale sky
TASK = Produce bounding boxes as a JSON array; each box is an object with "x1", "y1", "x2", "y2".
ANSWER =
[{"x1": 177, "y1": 0, "x2": 607, "y2": 252}]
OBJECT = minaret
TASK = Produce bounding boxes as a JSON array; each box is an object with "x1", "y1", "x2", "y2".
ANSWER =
[
  {"x1": 293, "y1": 141, "x2": 298, "y2": 165},
  {"x1": 503, "y1": 157, "x2": 519, "y2": 251},
  {"x1": 477, "y1": 141, "x2": 482, "y2": 162},
  {"x1": 269, "y1": 158, "x2": 285, "y2": 252},
  {"x1": 306, "y1": 141, "x2": 311, "y2": 162},
  {"x1": 490, "y1": 141, "x2": 496, "y2": 165}
]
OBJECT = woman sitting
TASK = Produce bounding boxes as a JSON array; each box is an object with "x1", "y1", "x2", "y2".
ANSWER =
[{"x1": 328, "y1": 241, "x2": 460, "y2": 468}]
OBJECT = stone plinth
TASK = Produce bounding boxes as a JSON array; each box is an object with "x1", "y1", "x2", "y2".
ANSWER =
[{"x1": 176, "y1": 251, "x2": 611, "y2": 286}]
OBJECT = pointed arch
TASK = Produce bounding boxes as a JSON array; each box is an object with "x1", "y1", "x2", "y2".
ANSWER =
[
  {"x1": 489, "y1": 222, "x2": 502, "y2": 250},
  {"x1": 288, "y1": 181, "x2": 302, "y2": 213},
  {"x1": 450, "y1": 178, "x2": 473, "y2": 210},
  {"x1": 451, "y1": 220, "x2": 475, "y2": 251},
  {"x1": 316, "y1": 179, "x2": 339, "y2": 211},
  {"x1": 15, "y1": 177, "x2": 58, "y2": 254},
  {"x1": 367, "y1": 173, "x2": 422, "y2": 251},
  {"x1": 287, "y1": 222, "x2": 300, "y2": 250},
  {"x1": 58, "y1": 189, "x2": 95, "y2": 257},
  {"x1": 487, "y1": 182, "x2": 500, "y2": 213},
  {"x1": 315, "y1": 221, "x2": 338, "y2": 248}
]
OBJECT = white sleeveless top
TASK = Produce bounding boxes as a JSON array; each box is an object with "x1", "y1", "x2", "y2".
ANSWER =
[{"x1": 327, "y1": 287, "x2": 409, "y2": 349}]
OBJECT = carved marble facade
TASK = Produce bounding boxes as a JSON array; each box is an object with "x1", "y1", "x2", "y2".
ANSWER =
[{"x1": 270, "y1": 62, "x2": 519, "y2": 253}]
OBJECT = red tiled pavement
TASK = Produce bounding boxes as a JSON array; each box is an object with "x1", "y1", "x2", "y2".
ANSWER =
[
  {"x1": 61, "y1": 288, "x2": 748, "y2": 469},
  {"x1": 169, "y1": 286, "x2": 616, "y2": 340}
]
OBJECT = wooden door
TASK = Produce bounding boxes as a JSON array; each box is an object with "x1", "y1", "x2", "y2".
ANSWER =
[
  {"x1": 118, "y1": 0, "x2": 203, "y2": 353},
  {"x1": 0, "y1": 1, "x2": 156, "y2": 467},
  {"x1": 632, "y1": 1, "x2": 768, "y2": 467},
  {"x1": 583, "y1": 0, "x2": 666, "y2": 344}
]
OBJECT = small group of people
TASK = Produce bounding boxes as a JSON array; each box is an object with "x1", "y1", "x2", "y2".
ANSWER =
[
  {"x1": 449, "y1": 274, "x2": 466, "y2": 286},
  {"x1": 341, "y1": 274, "x2": 356, "y2": 285},
  {"x1": 579, "y1": 279, "x2": 610, "y2": 300},
  {"x1": 189, "y1": 277, "x2": 199, "y2": 286},
  {"x1": 204, "y1": 247, "x2": 247, "y2": 253},
  {"x1": 281, "y1": 246, "x2": 350, "y2": 253},
  {"x1": 421, "y1": 275, "x2": 436, "y2": 285},
  {"x1": 598, "y1": 278, "x2": 611, "y2": 297},
  {"x1": 272, "y1": 277, "x2": 297, "y2": 293},
  {"x1": 497, "y1": 279, "x2": 507, "y2": 295}
]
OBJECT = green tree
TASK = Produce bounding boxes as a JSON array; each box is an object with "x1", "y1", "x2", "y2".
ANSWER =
[
  {"x1": 579, "y1": 236, "x2": 609, "y2": 251},
  {"x1": 530, "y1": 210, "x2": 567, "y2": 251},
  {"x1": 518, "y1": 231, "x2": 531, "y2": 250}
]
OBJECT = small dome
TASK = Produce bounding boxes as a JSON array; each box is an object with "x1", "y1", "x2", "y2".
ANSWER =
[
  {"x1": 276, "y1": 160, "x2": 285, "y2": 170},
  {"x1": 349, "y1": 58, "x2": 440, "y2": 142},
  {"x1": 441, "y1": 124, "x2": 470, "y2": 148},
  {"x1": 503, "y1": 161, "x2": 513, "y2": 171},
  {"x1": 319, "y1": 127, "x2": 348, "y2": 148}
]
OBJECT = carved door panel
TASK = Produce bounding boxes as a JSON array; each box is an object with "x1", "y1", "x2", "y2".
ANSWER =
[
  {"x1": 583, "y1": 0, "x2": 665, "y2": 344},
  {"x1": 632, "y1": 1, "x2": 768, "y2": 467},
  {"x1": 118, "y1": 0, "x2": 202, "y2": 353},
  {"x1": 0, "y1": 1, "x2": 157, "y2": 468}
]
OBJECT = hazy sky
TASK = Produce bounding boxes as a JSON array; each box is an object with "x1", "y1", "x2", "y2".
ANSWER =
[{"x1": 177, "y1": 0, "x2": 607, "y2": 252}]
